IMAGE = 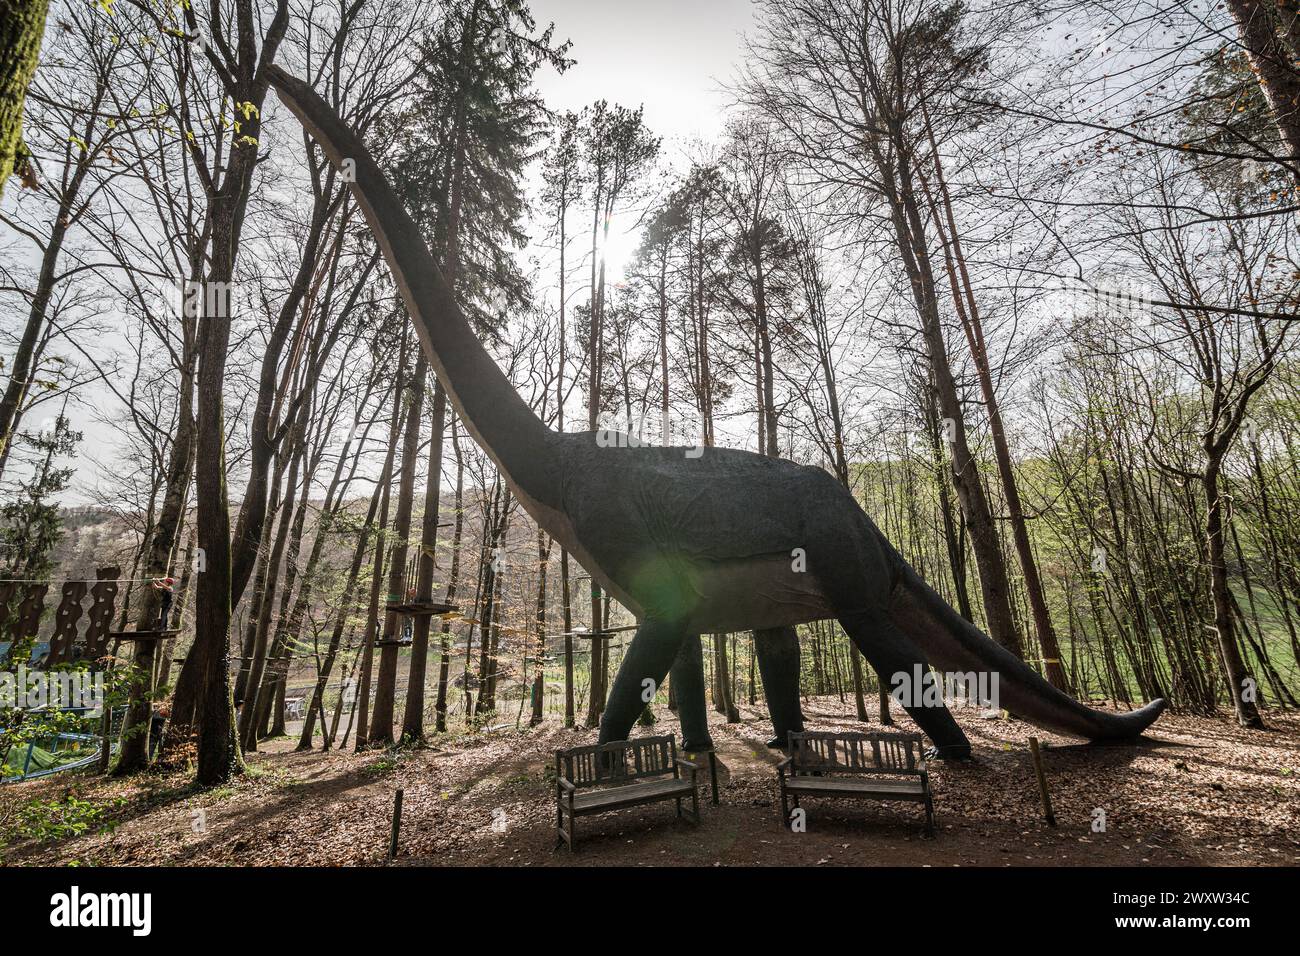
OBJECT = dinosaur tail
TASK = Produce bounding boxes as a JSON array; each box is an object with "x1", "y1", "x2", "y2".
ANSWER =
[{"x1": 888, "y1": 560, "x2": 1165, "y2": 740}]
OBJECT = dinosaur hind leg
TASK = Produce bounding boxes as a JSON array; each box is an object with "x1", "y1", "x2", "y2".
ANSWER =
[
  {"x1": 598, "y1": 616, "x2": 689, "y2": 746},
  {"x1": 668, "y1": 634, "x2": 713, "y2": 752},
  {"x1": 837, "y1": 611, "x2": 971, "y2": 759},
  {"x1": 668, "y1": 628, "x2": 807, "y2": 751},
  {"x1": 754, "y1": 626, "x2": 806, "y2": 747}
]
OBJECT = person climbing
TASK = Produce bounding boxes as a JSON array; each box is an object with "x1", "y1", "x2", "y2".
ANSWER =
[{"x1": 151, "y1": 576, "x2": 175, "y2": 630}]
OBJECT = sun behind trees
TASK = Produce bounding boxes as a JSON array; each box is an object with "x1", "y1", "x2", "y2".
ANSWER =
[{"x1": 0, "y1": 0, "x2": 1297, "y2": 878}]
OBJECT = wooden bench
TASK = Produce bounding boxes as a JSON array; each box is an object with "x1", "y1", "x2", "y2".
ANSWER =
[
  {"x1": 555, "y1": 735, "x2": 702, "y2": 851},
  {"x1": 778, "y1": 731, "x2": 935, "y2": 837}
]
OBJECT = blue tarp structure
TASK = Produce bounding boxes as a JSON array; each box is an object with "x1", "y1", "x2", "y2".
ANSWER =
[{"x1": 0, "y1": 641, "x2": 51, "y2": 662}]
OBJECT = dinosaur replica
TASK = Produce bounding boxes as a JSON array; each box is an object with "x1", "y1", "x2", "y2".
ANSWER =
[{"x1": 266, "y1": 67, "x2": 1167, "y2": 760}]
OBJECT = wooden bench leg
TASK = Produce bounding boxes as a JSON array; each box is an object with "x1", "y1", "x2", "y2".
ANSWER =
[
  {"x1": 568, "y1": 813, "x2": 577, "y2": 853},
  {"x1": 924, "y1": 795, "x2": 936, "y2": 839},
  {"x1": 675, "y1": 796, "x2": 683, "y2": 818},
  {"x1": 689, "y1": 785, "x2": 700, "y2": 824},
  {"x1": 555, "y1": 804, "x2": 572, "y2": 851},
  {"x1": 780, "y1": 782, "x2": 789, "y2": 827}
]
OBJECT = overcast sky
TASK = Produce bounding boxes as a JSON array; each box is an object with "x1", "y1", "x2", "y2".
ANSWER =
[{"x1": 530, "y1": 0, "x2": 756, "y2": 146}]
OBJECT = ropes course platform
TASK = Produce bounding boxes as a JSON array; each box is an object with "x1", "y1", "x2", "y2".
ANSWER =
[
  {"x1": 562, "y1": 624, "x2": 638, "y2": 640},
  {"x1": 108, "y1": 629, "x2": 182, "y2": 642},
  {"x1": 384, "y1": 600, "x2": 460, "y2": 617}
]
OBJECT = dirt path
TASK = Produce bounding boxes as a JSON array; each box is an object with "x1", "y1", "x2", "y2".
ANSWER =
[{"x1": 2, "y1": 700, "x2": 1297, "y2": 867}]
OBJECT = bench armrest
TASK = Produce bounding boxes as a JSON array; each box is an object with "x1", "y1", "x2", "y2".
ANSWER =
[
  {"x1": 557, "y1": 777, "x2": 576, "y2": 794},
  {"x1": 678, "y1": 758, "x2": 704, "y2": 786},
  {"x1": 776, "y1": 756, "x2": 792, "y2": 779}
]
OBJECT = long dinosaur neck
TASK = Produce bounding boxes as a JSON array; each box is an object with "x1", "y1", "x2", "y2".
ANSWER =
[{"x1": 267, "y1": 67, "x2": 558, "y2": 507}]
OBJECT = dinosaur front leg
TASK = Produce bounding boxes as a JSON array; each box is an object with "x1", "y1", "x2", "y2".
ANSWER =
[
  {"x1": 754, "y1": 626, "x2": 806, "y2": 748},
  {"x1": 668, "y1": 634, "x2": 713, "y2": 751},
  {"x1": 598, "y1": 616, "x2": 690, "y2": 745},
  {"x1": 838, "y1": 612, "x2": 972, "y2": 760}
]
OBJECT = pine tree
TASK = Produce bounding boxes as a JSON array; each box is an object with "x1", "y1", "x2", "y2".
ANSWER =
[{"x1": 369, "y1": 0, "x2": 570, "y2": 743}]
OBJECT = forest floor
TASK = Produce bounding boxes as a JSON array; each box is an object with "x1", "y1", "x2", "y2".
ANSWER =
[{"x1": 1, "y1": 698, "x2": 1297, "y2": 867}]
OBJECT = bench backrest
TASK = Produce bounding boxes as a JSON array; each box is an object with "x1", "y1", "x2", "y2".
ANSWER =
[
  {"x1": 788, "y1": 731, "x2": 924, "y2": 775},
  {"x1": 557, "y1": 735, "x2": 678, "y2": 789}
]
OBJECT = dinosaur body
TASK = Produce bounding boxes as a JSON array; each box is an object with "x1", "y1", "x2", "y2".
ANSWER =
[{"x1": 267, "y1": 68, "x2": 1166, "y2": 760}]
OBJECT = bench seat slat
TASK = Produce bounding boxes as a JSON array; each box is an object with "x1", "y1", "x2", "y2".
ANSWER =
[
  {"x1": 565, "y1": 778, "x2": 694, "y2": 815},
  {"x1": 784, "y1": 776, "x2": 926, "y2": 799}
]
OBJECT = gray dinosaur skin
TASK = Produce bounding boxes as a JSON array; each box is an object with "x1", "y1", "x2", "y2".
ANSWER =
[{"x1": 266, "y1": 68, "x2": 1167, "y2": 761}]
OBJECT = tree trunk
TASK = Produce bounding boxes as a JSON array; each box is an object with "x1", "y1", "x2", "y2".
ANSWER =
[
  {"x1": 921, "y1": 126, "x2": 1067, "y2": 689},
  {"x1": 585, "y1": 162, "x2": 607, "y2": 729},
  {"x1": 227, "y1": 187, "x2": 340, "y2": 609},
  {"x1": 367, "y1": 352, "x2": 426, "y2": 745},
  {"x1": 355, "y1": 340, "x2": 408, "y2": 748},
  {"x1": 1227, "y1": 0, "x2": 1300, "y2": 178},
  {"x1": 882, "y1": 143, "x2": 1023, "y2": 658},
  {"x1": 0, "y1": 0, "x2": 46, "y2": 198},
  {"x1": 401, "y1": 380, "x2": 448, "y2": 742},
  {"x1": 434, "y1": 418, "x2": 465, "y2": 733},
  {"x1": 297, "y1": 476, "x2": 385, "y2": 751},
  {"x1": 1203, "y1": 460, "x2": 1265, "y2": 727},
  {"x1": 192, "y1": 296, "x2": 239, "y2": 786},
  {"x1": 157, "y1": 531, "x2": 196, "y2": 691},
  {"x1": 112, "y1": 357, "x2": 196, "y2": 774},
  {"x1": 530, "y1": 530, "x2": 551, "y2": 726},
  {"x1": 324, "y1": 635, "x2": 360, "y2": 749},
  {"x1": 187, "y1": 0, "x2": 288, "y2": 785},
  {"x1": 239, "y1": 414, "x2": 308, "y2": 751},
  {"x1": 714, "y1": 634, "x2": 740, "y2": 722}
]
